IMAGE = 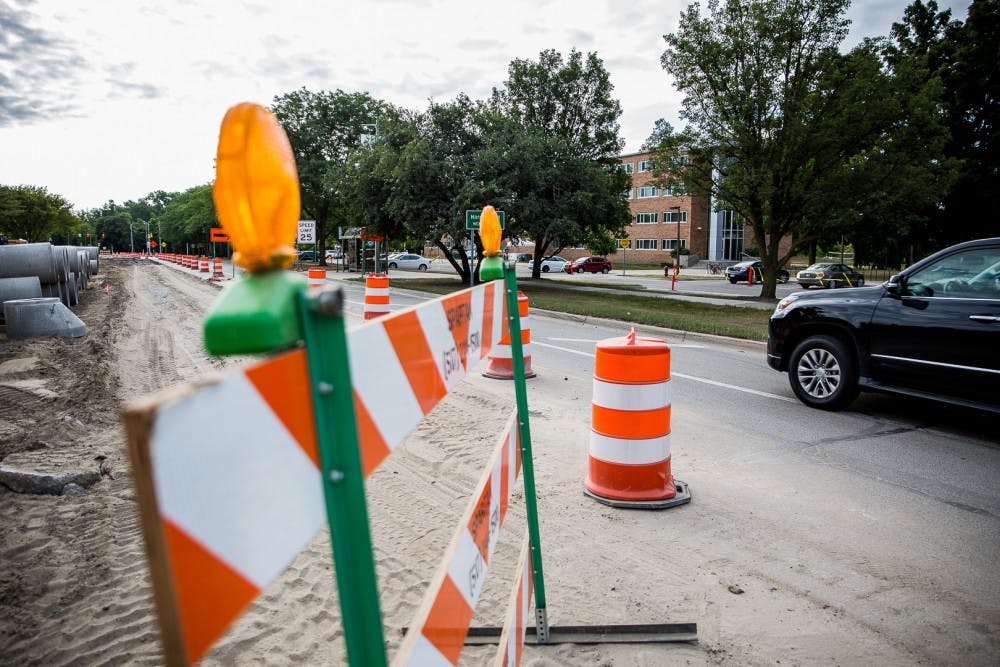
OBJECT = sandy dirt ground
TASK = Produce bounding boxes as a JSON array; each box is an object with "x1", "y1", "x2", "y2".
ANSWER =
[{"x1": 1, "y1": 258, "x2": 997, "y2": 666}]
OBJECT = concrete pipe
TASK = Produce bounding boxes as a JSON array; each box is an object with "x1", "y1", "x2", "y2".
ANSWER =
[
  {"x1": 3, "y1": 297, "x2": 87, "y2": 339},
  {"x1": 0, "y1": 243, "x2": 58, "y2": 283},
  {"x1": 39, "y1": 281, "x2": 62, "y2": 300},
  {"x1": 76, "y1": 251, "x2": 89, "y2": 289},
  {"x1": 89, "y1": 259, "x2": 98, "y2": 276},
  {"x1": 85, "y1": 246, "x2": 99, "y2": 274},
  {"x1": 66, "y1": 246, "x2": 84, "y2": 273},
  {"x1": 51, "y1": 245, "x2": 70, "y2": 283},
  {"x1": 66, "y1": 272, "x2": 79, "y2": 306},
  {"x1": 0, "y1": 276, "x2": 43, "y2": 322}
]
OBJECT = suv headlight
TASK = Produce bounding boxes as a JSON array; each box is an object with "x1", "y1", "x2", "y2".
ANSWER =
[{"x1": 772, "y1": 292, "x2": 803, "y2": 318}]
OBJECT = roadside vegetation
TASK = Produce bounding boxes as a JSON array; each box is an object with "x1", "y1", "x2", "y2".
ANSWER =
[{"x1": 382, "y1": 278, "x2": 773, "y2": 342}]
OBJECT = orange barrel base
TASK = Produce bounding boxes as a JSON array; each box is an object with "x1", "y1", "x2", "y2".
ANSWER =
[
  {"x1": 363, "y1": 273, "x2": 390, "y2": 319},
  {"x1": 584, "y1": 328, "x2": 690, "y2": 510},
  {"x1": 483, "y1": 291, "x2": 535, "y2": 379},
  {"x1": 211, "y1": 258, "x2": 224, "y2": 279}
]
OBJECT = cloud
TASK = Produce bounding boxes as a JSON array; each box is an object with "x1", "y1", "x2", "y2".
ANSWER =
[{"x1": 0, "y1": 0, "x2": 90, "y2": 126}]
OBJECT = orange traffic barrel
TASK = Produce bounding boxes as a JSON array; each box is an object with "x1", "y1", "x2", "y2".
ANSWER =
[
  {"x1": 584, "y1": 328, "x2": 690, "y2": 509},
  {"x1": 212, "y1": 258, "x2": 225, "y2": 280},
  {"x1": 363, "y1": 273, "x2": 390, "y2": 319},
  {"x1": 307, "y1": 267, "x2": 326, "y2": 292},
  {"x1": 483, "y1": 291, "x2": 535, "y2": 379},
  {"x1": 199, "y1": 256, "x2": 210, "y2": 272}
]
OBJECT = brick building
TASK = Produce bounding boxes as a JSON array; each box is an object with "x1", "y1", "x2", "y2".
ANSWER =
[{"x1": 619, "y1": 150, "x2": 781, "y2": 264}]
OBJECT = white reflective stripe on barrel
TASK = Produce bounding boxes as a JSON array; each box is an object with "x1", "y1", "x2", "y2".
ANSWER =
[
  {"x1": 592, "y1": 378, "x2": 670, "y2": 411},
  {"x1": 588, "y1": 431, "x2": 670, "y2": 465},
  {"x1": 365, "y1": 287, "x2": 390, "y2": 298}
]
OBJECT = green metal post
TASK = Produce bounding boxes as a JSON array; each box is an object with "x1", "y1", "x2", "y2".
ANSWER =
[
  {"x1": 298, "y1": 287, "x2": 387, "y2": 667},
  {"x1": 501, "y1": 263, "x2": 548, "y2": 640}
]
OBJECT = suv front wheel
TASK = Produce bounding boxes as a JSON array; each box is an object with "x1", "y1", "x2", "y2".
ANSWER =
[{"x1": 788, "y1": 335, "x2": 859, "y2": 410}]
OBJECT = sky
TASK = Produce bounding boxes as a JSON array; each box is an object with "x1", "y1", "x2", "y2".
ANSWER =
[{"x1": 0, "y1": 0, "x2": 973, "y2": 212}]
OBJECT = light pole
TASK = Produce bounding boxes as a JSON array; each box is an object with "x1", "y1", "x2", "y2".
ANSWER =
[
  {"x1": 144, "y1": 221, "x2": 150, "y2": 254},
  {"x1": 129, "y1": 223, "x2": 134, "y2": 253}
]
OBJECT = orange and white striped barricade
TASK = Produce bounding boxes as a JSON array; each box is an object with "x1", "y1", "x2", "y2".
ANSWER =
[
  {"x1": 200, "y1": 256, "x2": 210, "y2": 273},
  {"x1": 584, "y1": 328, "x2": 690, "y2": 509},
  {"x1": 211, "y1": 258, "x2": 225, "y2": 280},
  {"x1": 124, "y1": 280, "x2": 509, "y2": 664},
  {"x1": 483, "y1": 291, "x2": 535, "y2": 379},
  {"x1": 306, "y1": 267, "x2": 326, "y2": 292},
  {"x1": 394, "y1": 414, "x2": 523, "y2": 665},
  {"x1": 494, "y1": 534, "x2": 534, "y2": 667},
  {"x1": 363, "y1": 273, "x2": 390, "y2": 319}
]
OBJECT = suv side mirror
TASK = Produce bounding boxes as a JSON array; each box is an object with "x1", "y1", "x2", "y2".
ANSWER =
[{"x1": 886, "y1": 273, "x2": 907, "y2": 296}]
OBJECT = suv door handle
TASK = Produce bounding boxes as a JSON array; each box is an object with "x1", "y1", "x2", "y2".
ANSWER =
[{"x1": 969, "y1": 315, "x2": 1000, "y2": 322}]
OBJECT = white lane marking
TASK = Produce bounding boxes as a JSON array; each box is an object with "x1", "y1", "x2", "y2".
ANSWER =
[
  {"x1": 546, "y1": 337, "x2": 704, "y2": 348},
  {"x1": 533, "y1": 341, "x2": 797, "y2": 403},
  {"x1": 534, "y1": 341, "x2": 596, "y2": 358}
]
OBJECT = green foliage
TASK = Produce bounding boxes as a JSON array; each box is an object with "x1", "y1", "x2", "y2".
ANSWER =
[
  {"x1": 584, "y1": 227, "x2": 619, "y2": 256},
  {"x1": 489, "y1": 49, "x2": 631, "y2": 278},
  {"x1": 0, "y1": 185, "x2": 80, "y2": 242},
  {"x1": 271, "y1": 88, "x2": 397, "y2": 265}
]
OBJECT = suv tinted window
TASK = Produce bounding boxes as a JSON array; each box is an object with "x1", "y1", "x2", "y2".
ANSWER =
[{"x1": 904, "y1": 247, "x2": 1000, "y2": 299}]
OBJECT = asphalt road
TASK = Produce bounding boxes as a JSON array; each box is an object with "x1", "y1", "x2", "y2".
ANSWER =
[{"x1": 192, "y1": 260, "x2": 999, "y2": 661}]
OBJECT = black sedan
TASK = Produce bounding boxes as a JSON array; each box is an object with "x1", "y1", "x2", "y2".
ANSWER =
[
  {"x1": 795, "y1": 263, "x2": 865, "y2": 288},
  {"x1": 725, "y1": 260, "x2": 789, "y2": 284}
]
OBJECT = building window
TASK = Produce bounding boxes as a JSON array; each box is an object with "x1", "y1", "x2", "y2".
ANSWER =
[
  {"x1": 635, "y1": 212, "x2": 658, "y2": 224},
  {"x1": 662, "y1": 182, "x2": 687, "y2": 196},
  {"x1": 664, "y1": 210, "x2": 688, "y2": 222},
  {"x1": 637, "y1": 159, "x2": 653, "y2": 172},
  {"x1": 636, "y1": 239, "x2": 658, "y2": 250},
  {"x1": 619, "y1": 162, "x2": 634, "y2": 174},
  {"x1": 721, "y1": 210, "x2": 743, "y2": 261},
  {"x1": 636, "y1": 186, "x2": 659, "y2": 198},
  {"x1": 623, "y1": 188, "x2": 632, "y2": 199},
  {"x1": 662, "y1": 239, "x2": 687, "y2": 250}
]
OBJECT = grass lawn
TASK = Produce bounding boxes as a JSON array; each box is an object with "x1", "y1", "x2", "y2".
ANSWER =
[{"x1": 380, "y1": 277, "x2": 773, "y2": 342}]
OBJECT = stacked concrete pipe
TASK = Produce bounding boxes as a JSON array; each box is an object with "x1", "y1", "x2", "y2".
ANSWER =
[{"x1": 0, "y1": 242, "x2": 90, "y2": 338}]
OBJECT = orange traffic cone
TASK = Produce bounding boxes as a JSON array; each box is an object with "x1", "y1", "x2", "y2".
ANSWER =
[
  {"x1": 483, "y1": 291, "x2": 535, "y2": 379},
  {"x1": 363, "y1": 273, "x2": 390, "y2": 319},
  {"x1": 212, "y1": 258, "x2": 224, "y2": 280},
  {"x1": 584, "y1": 328, "x2": 690, "y2": 509}
]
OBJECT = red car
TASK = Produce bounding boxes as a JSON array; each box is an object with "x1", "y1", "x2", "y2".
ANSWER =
[{"x1": 565, "y1": 256, "x2": 612, "y2": 274}]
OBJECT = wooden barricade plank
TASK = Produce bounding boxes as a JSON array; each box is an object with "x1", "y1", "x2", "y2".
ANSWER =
[
  {"x1": 124, "y1": 280, "x2": 507, "y2": 665},
  {"x1": 393, "y1": 412, "x2": 523, "y2": 666},
  {"x1": 494, "y1": 533, "x2": 533, "y2": 667}
]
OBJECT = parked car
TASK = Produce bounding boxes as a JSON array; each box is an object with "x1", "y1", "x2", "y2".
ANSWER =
[
  {"x1": 297, "y1": 250, "x2": 319, "y2": 262},
  {"x1": 516, "y1": 253, "x2": 533, "y2": 263},
  {"x1": 767, "y1": 237, "x2": 1000, "y2": 412},
  {"x1": 566, "y1": 256, "x2": 612, "y2": 274},
  {"x1": 540, "y1": 255, "x2": 569, "y2": 273},
  {"x1": 725, "y1": 260, "x2": 789, "y2": 284},
  {"x1": 387, "y1": 253, "x2": 429, "y2": 271},
  {"x1": 325, "y1": 247, "x2": 343, "y2": 260},
  {"x1": 795, "y1": 263, "x2": 865, "y2": 289}
]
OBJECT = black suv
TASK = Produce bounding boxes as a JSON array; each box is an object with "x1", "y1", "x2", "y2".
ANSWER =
[
  {"x1": 767, "y1": 238, "x2": 1000, "y2": 413},
  {"x1": 726, "y1": 260, "x2": 790, "y2": 284}
]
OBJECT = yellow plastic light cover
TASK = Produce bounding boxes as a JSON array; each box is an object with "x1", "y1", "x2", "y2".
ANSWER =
[
  {"x1": 213, "y1": 103, "x2": 300, "y2": 272},
  {"x1": 479, "y1": 205, "x2": 502, "y2": 257}
]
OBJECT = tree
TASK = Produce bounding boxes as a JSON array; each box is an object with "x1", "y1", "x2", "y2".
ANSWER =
[
  {"x1": 490, "y1": 49, "x2": 631, "y2": 278},
  {"x1": 271, "y1": 88, "x2": 392, "y2": 266},
  {"x1": 934, "y1": 0, "x2": 999, "y2": 247},
  {"x1": 658, "y1": 0, "x2": 855, "y2": 297},
  {"x1": 157, "y1": 184, "x2": 216, "y2": 252},
  {"x1": 0, "y1": 185, "x2": 80, "y2": 242}
]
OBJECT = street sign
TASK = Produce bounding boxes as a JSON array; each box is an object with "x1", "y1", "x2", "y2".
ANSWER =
[
  {"x1": 466, "y1": 210, "x2": 505, "y2": 230},
  {"x1": 619, "y1": 238, "x2": 631, "y2": 249},
  {"x1": 210, "y1": 227, "x2": 230, "y2": 242},
  {"x1": 297, "y1": 220, "x2": 316, "y2": 244}
]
